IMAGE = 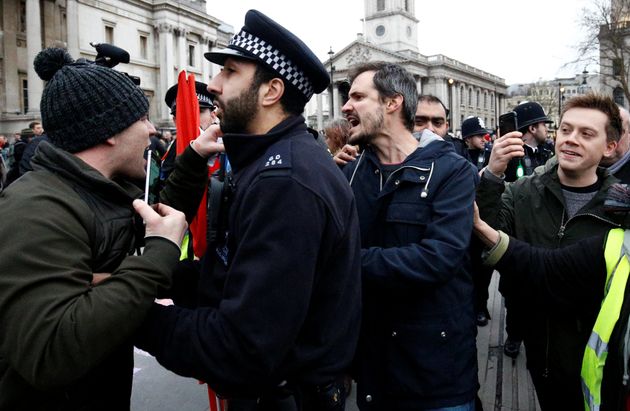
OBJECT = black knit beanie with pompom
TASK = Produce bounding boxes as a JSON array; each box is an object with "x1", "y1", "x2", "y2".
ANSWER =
[{"x1": 33, "y1": 47, "x2": 149, "y2": 153}]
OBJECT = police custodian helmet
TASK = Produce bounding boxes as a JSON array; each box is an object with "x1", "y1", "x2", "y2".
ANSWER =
[
  {"x1": 513, "y1": 101, "x2": 553, "y2": 130},
  {"x1": 461, "y1": 116, "x2": 489, "y2": 139},
  {"x1": 164, "y1": 81, "x2": 215, "y2": 116}
]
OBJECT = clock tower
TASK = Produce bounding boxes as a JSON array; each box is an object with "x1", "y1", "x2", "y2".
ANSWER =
[{"x1": 363, "y1": 0, "x2": 419, "y2": 54}]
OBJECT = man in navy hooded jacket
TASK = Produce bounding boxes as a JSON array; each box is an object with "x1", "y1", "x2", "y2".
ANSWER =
[{"x1": 341, "y1": 62, "x2": 479, "y2": 411}]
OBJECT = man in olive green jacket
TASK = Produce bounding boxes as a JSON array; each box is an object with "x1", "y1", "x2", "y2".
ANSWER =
[
  {"x1": 477, "y1": 94, "x2": 628, "y2": 410},
  {"x1": 0, "y1": 48, "x2": 222, "y2": 410}
]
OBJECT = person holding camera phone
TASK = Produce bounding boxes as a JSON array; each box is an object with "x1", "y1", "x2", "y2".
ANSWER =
[
  {"x1": 476, "y1": 93, "x2": 629, "y2": 410},
  {"x1": 0, "y1": 47, "x2": 221, "y2": 410}
]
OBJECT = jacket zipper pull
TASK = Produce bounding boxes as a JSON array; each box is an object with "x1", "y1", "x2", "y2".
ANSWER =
[{"x1": 557, "y1": 225, "x2": 565, "y2": 239}]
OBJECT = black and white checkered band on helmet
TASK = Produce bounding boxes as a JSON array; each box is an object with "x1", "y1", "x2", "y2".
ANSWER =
[
  {"x1": 197, "y1": 93, "x2": 213, "y2": 107},
  {"x1": 230, "y1": 30, "x2": 315, "y2": 100}
]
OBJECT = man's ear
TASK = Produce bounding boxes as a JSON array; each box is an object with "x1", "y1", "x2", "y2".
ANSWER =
[
  {"x1": 385, "y1": 94, "x2": 404, "y2": 114},
  {"x1": 604, "y1": 139, "x2": 618, "y2": 159},
  {"x1": 104, "y1": 136, "x2": 117, "y2": 146},
  {"x1": 528, "y1": 124, "x2": 537, "y2": 134},
  {"x1": 260, "y1": 78, "x2": 285, "y2": 107}
]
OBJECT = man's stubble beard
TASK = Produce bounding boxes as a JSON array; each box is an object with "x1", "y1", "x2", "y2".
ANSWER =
[{"x1": 348, "y1": 109, "x2": 384, "y2": 146}]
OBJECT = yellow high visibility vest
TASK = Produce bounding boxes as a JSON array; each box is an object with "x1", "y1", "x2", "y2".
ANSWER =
[
  {"x1": 180, "y1": 231, "x2": 190, "y2": 261},
  {"x1": 581, "y1": 228, "x2": 630, "y2": 411}
]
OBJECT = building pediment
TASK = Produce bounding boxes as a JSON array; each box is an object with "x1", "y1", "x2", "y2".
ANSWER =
[{"x1": 328, "y1": 40, "x2": 430, "y2": 74}]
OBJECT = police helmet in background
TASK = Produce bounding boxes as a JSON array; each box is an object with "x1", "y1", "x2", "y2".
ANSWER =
[
  {"x1": 204, "y1": 9, "x2": 330, "y2": 104},
  {"x1": 513, "y1": 101, "x2": 553, "y2": 130},
  {"x1": 461, "y1": 116, "x2": 489, "y2": 139},
  {"x1": 164, "y1": 81, "x2": 215, "y2": 116}
]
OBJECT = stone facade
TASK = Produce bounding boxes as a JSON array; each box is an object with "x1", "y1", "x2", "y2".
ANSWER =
[
  {"x1": 0, "y1": 0, "x2": 233, "y2": 135},
  {"x1": 305, "y1": 0, "x2": 507, "y2": 136}
]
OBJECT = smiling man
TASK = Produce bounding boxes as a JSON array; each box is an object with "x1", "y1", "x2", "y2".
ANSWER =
[
  {"x1": 476, "y1": 93, "x2": 627, "y2": 410},
  {"x1": 135, "y1": 9, "x2": 362, "y2": 411}
]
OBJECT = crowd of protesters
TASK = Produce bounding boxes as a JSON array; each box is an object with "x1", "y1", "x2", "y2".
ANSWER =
[{"x1": 4, "y1": 7, "x2": 630, "y2": 411}]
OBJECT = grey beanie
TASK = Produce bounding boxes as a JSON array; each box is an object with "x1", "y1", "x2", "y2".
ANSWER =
[{"x1": 34, "y1": 47, "x2": 149, "y2": 153}]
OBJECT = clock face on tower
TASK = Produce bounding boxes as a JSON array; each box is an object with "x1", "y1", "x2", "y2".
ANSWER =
[{"x1": 376, "y1": 25, "x2": 385, "y2": 37}]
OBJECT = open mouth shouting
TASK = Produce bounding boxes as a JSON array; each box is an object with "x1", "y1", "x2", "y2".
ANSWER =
[{"x1": 346, "y1": 115, "x2": 360, "y2": 129}]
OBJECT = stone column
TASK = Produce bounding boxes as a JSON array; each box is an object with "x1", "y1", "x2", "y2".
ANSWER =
[
  {"x1": 3, "y1": 26, "x2": 21, "y2": 114},
  {"x1": 332, "y1": 83, "x2": 340, "y2": 119},
  {"x1": 451, "y1": 82, "x2": 460, "y2": 132},
  {"x1": 26, "y1": 0, "x2": 43, "y2": 115},
  {"x1": 156, "y1": 22, "x2": 174, "y2": 121},
  {"x1": 316, "y1": 93, "x2": 323, "y2": 131},
  {"x1": 66, "y1": 0, "x2": 79, "y2": 57},
  {"x1": 177, "y1": 28, "x2": 187, "y2": 72}
]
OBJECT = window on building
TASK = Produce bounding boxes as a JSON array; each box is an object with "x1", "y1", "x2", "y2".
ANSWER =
[
  {"x1": 468, "y1": 88, "x2": 472, "y2": 106},
  {"x1": 188, "y1": 44, "x2": 195, "y2": 67},
  {"x1": 404, "y1": 0, "x2": 410, "y2": 12},
  {"x1": 0, "y1": 0, "x2": 4, "y2": 31},
  {"x1": 484, "y1": 92, "x2": 488, "y2": 109},
  {"x1": 491, "y1": 93, "x2": 495, "y2": 110},
  {"x1": 614, "y1": 87, "x2": 626, "y2": 107},
  {"x1": 19, "y1": 74, "x2": 28, "y2": 113},
  {"x1": 60, "y1": 10, "x2": 67, "y2": 43},
  {"x1": 613, "y1": 58, "x2": 624, "y2": 76},
  {"x1": 377, "y1": 0, "x2": 385, "y2": 11},
  {"x1": 18, "y1": 0, "x2": 26, "y2": 33},
  {"x1": 105, "y1": 25, "x2": 114, "y2": 44},
  {"x1": 476, "y1": 90, "x2": 481, "y2": 108},
  {"x1": 140, "y1": 35, "x2": 148, "y2": 59},
  {"x1": 460, "y1": 86, "x2": 464, "y2": 104}
]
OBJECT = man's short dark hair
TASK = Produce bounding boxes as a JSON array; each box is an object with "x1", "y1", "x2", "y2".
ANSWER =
[
  {"x1": 561, "y1": 93, "x2": 623, "y2": 143},
  {"x1": 252, "y1": 64, "x2": 306, "y2": 116},
  {"x1": 418, "y1": 95, "x2": 450, "y2": 119},
  {"x1": 29, "y1": 121, "x2": 41, "y2": 130},
  {"x1": 348, "y1": 62, "x2": 418, "y2": 132}
]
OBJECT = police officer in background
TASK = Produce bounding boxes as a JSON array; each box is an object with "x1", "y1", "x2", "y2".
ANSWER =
[
  {"x1": 462, "y1": 116, "x2": 492, "y2": 171},
  {"x1": 161, "y1": 81, "x2": 216, "y2": 179},
  {"x1": 504, "y1": 101, "x2": 554, "y2": 182},
  {"x1": 135, "y1": 9, "x2": 362, "y2": 411}
]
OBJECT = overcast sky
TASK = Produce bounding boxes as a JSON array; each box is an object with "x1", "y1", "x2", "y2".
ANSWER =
[{"x1": 208, "y1": 0, "x2": 595, "y2": 85}]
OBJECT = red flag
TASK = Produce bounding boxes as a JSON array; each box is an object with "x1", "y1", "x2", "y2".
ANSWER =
[{"x1": 175, "y1": 71, "x2": 208, "y2": 257}]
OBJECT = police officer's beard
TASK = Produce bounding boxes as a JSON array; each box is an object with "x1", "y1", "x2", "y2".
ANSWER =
[{"x1": 218, "y1": 86, "x2": 259, "y2": 135}]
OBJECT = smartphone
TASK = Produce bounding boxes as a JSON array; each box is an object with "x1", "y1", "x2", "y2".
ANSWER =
[
  {"x1": 498, "y1": 111, "x2": 519, "y2": 137},
  {"x1": 144, "y1": 150, "x2": 161, "y2": 205}
]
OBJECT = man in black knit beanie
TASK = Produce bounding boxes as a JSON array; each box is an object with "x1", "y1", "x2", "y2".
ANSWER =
[{"x1": 0, "y1": 47, "x2": 224, "y2": 411}]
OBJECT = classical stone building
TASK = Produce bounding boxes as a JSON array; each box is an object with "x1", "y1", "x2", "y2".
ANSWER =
[
  {"x1": 306, "y1": 0, "x2": 508, "y2": 136},
  {"x1": 0, "y1": 0, "x2": 233, "y2": 134}
]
